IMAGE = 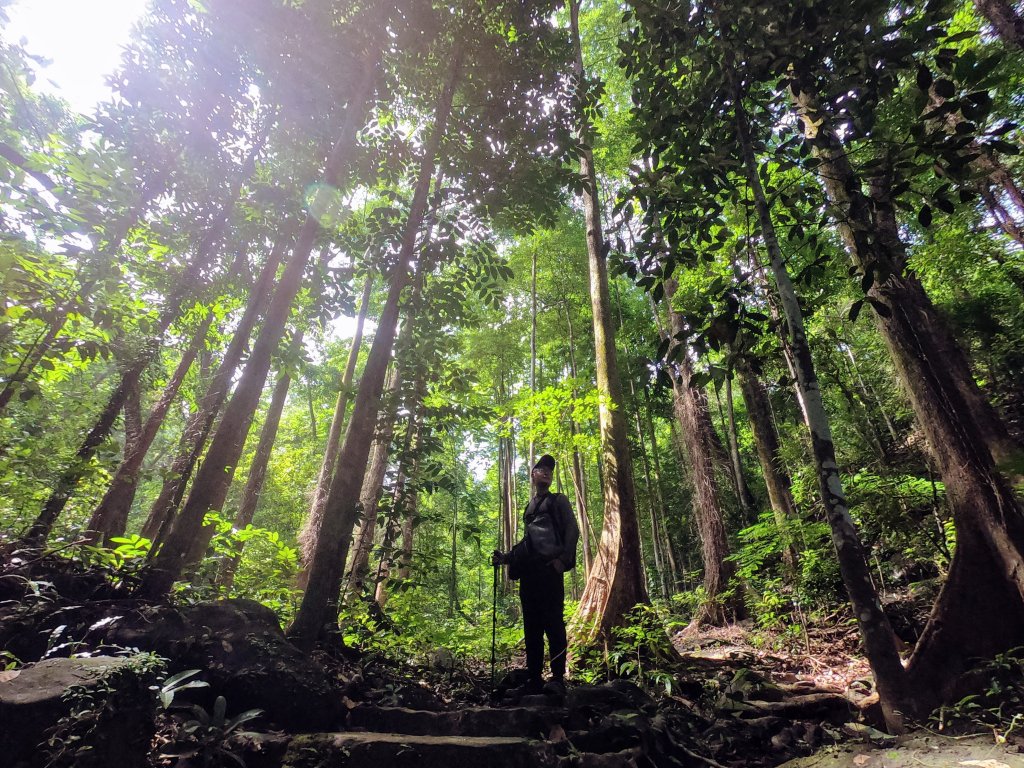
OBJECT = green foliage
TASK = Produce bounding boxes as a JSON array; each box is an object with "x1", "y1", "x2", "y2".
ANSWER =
[
  {"x1": 934, "y1": 647, "x2": 1024, "y2": 743},
  {"x1": 572, "y1": 604, "x2": 682, "y2": 695},
  {"x1": 43, "y1": 653, "x2": 165, "y2": 768},
  {"x1": 159, "y1": 693, "x2": 265, "y2": 768}
]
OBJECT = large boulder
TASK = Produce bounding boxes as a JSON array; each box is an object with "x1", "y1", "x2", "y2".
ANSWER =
[
  {"x1": 102, "y1": 598, "x2": 342, "y2": 731},
  {"x1": 0, "y1": 654, "x2": 159, "y2": 768}
]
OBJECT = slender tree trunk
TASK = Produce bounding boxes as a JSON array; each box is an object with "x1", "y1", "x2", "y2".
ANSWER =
[
  {"x1": 736, "y1": 359, "x2": 799, "y2": 575},
  {"x1": 288, "y1": 54, "x2": 462, "y2": 648},
  {"x1": 562, "y1": 302, "x2": 594, "y2": 575},
  {"x1": 345, "y1": 366, "x2": 400, "y2": 596},
  {"x1": 300, "y1": 273, "x2": 374, "y2": 567},
  {"x1": 569, "y1": 0, "x2": 647, "y2": 641},
  {"x1": 734, "y1": 82, "x2": 909, "y2": 729},
  {"x1": 662, "y1": 284, "x2": 738, "y2": 625},
  {"x1": 140, "y1": 238, "x2": 286, "y2": 544},
  {"x1": 215, "y1": 328, "x2": 306, "y2": 591},
  {"x1": 137, "y1": 62, "x2": 380, "y2": 597},
  {"x1": 529, "y1": 250, "x2": 538, "y2": 473},
  {"x1": 87, "y1": 309, "x2": 215, "y2": 543}
]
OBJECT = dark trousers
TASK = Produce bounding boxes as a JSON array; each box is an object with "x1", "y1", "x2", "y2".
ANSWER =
[{"x1": 519, "y1": 564, "x2": 567, "y2": 682}]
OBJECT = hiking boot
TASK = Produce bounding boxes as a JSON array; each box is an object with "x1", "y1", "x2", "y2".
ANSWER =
[
  {"x1": 507, "y1": 678, "x2": 544, "y2": 699},
  {"x1": 542, "y1": 677, "x2": 566, "y2": 697}
]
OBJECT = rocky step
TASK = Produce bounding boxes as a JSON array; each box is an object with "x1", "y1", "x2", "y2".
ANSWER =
[
  {"x1": 347, "y1": 704, "x2": 564, "y2": 739},
  {"x1": 241, "y1": 731, "x2": 558, "y2": 768}
]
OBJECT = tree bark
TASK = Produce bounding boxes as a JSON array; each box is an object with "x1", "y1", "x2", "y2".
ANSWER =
[
  {"x1": 137, "y1": 61, "x2": 380, "y2": 597},
  {"x1": 140, "y1": 237, "x2": 286, "y2": 544},
  {"x1": 975, "y1": 0, "x2": 1024, "y2": 47},
  {"x1": 87, "y1": 309, "x2": 215, "y2": 543},
  {"x1": 567, "y1": 0, "x2": 647, "y2": 642},
  {"x1": 345, "y1": 365, "x2": 400, "y2": 596},
  {"x1": 662, "y1": 284, "x2": 738, "y2": 625},
  {"x1": 736, "y1": 360, "x2": 800, "y2": 575},
  {"x1": 734, "y1": 82, "x2": 909, "y2": 730},
  {"x1": 792, "y1": 84, "x2": 1024, "y2": 710},
  {"x1": 287, "y1": 53, "x2": 462, "y2": 648},
  {"x1": 300, "y1": 273, "x2": 374, "y2": 568},
  {"x1": 215, "y1": 328, "x2": 306, "y2": 591}
]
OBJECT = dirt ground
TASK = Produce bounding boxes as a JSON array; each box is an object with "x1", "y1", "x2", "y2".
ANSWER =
[{"x1": 778, "y1": 733, "x2": 1024, "y2": 768}]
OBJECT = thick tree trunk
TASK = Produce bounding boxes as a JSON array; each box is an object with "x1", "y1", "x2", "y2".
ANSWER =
[
  {"x1": 137, "y1": 64, "x2": 380, "y2": 597},
  {"x1": 795, "y1": 87, "x2": 1023, "y2": 476},
  {"x1": 300, "y1": 273, "x2": 374, "y2": 568},
  {"x1": 735, "y1": 86, "x2": 909, "y2": 729},
  {"x1": 974, "y1": 0, "x2": 1024, "y2": 47},
  {"x1": 568, "y1": 0, "x2": 647, "y2": 642},
  {"x1": 140, "y1": 238, "x2": 286, "y2": 544},
  {"x1": 216, "y1": 328, "x2": 305, "y2": 591},
  {"x1": 792, "y1": 85, "x2": 1024, "y2": 707},
  {"x1": 288, "y1": 55, "x2": 461, "y2": 648},
  {"x1": 736, "y1": 360, "x2": 799, "y2": 575},
  {"x1": 87, "y1": 310, "x2": 215, "y2": 543},
  {"x1": 663, "y1": 287, "x2": 738, "y2": 625}
]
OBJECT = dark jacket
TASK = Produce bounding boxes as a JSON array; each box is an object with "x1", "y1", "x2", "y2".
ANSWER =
[{"x1": 508, "y1": 491, "x2": 580, "y2": 580}]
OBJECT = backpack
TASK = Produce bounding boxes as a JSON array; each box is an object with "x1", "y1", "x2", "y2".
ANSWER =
[{"x1": 524, "y1": 493, "x2": 565, "y2": 560}]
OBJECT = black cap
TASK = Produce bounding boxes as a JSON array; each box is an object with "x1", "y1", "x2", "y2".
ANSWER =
[{"x1": 534, "y1": 454, "x2": 555, "y2": 471}]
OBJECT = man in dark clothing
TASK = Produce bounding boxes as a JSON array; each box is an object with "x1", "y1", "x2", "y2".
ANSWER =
[{"x1": 492, "y1": 454, "x2": 580, "y2": 696}]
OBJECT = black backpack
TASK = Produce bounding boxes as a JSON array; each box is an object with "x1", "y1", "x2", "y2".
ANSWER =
[{"x1": 524, "y1": 493, "x2": 565, "y2": 560}]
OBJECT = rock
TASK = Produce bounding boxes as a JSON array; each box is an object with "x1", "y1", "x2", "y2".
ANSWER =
[
  {"x1": 565, "y1": 681, "x2": 655, "y2": 715},
  {"x1": 568, "y1": 711, "x2": 652, "y2": 754},
  {"x1": 841, "y1": 722, "x2": 898, "y2": 748},
  {"x1": 103, "y1": 598, "x2": 342, "y2": 731},
  {"x1": 279, "y1": 731, "x2": 558, "y2": 768},
  {"x1": 0, "y1": 655, "x2": 158, "y2": 768},
  {"x1": 348, "y1": 705, "x2": 557, "y2": 739}
]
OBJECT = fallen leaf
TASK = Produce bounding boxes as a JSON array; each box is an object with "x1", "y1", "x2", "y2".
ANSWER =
[{"x1": 0, "y1": 670, "x2": 20, "y2": 684}]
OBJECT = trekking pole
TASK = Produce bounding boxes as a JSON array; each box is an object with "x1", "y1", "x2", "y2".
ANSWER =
[{"x1": 491, "y1": 559, "x2": 499, "y2": 692}]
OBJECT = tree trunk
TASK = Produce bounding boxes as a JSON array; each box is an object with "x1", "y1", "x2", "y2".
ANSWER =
[
  {"x1": 718, "y1": 377, "x2": 757, "y2": 521},
  {"x1": 735, "y1": 83, "x2": 909, "y2": 730},
  {"x1": 300, "y1": 273, "x2": 374, "y2": 567},
  {"x1": 563, "y1": 302, "x2": 594, "y2": 575},
  {"x1": 793, "y1": 84, "x2": 1024, "y2": 709},
  {"x1": 288, "y1": 54, "x2": 462, "y2": 648},
  {"x1": 140, "y1": 237, "x2": 286, "y2": 544},
  {"x1": 215, "y1": 328, "x2": 305, "y2": 591},
  {"x1": 345, "y1": 365, "x2": 400, "y2": 596},
  {"x1": 736, "y1": 360, "x2": 800, "y2": 575},
  {"x1": 87, "y1": 309, "x2": 215, "y2": 543},
  {"x1": 567, "y1": 0, "x2": 647, "y2": 642},
  {"x1": 662, "y1": 285, "x2": 738, "y2": 625},
  {"x1": 642, "y1": 391, "x2": 680, "y2": 592},
  {"x1": 137, "y1": 62, "x2": 380, "y2": 597},
  {"x1": 974, "y1": 0, "x2": 1024, "y2": 47}
]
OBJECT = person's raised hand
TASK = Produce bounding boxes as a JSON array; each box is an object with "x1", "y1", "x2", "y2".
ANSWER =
[{"x1": 491, "y1": 549, "x2": 507, "y2": 567}]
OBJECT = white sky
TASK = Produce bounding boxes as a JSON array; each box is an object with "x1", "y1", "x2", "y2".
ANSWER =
[{"x1": 5, "y1": 0, "x2": 149, "y2": 114}]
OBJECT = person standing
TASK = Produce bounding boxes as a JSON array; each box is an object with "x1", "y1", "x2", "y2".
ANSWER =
[{"x1": 493, "y1": 454, "x2": 580, "y2": 696}]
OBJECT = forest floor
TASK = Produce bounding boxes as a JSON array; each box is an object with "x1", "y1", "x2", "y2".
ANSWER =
[{"x1": 2, "y1": 550, "x2": 1023, "y2": 767}]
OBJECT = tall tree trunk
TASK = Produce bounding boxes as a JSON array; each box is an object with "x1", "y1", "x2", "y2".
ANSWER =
[
  {"x1": 662, "y1": 284, "x2": 738, "y2": 625},
  {"x1": 735, "y1": 359, "x2": 799, "y2": 575},
  {"x1": 140, "y1": 238, "x2": 286, "y2": 544},
  {"x1": 715, "y1": 378, "x2": 756, "y2": 521},
  {"x1": 137, "y1": 62, "x2": 380, "y2": 597},
  {"x1": 562, "y1": 302, "x2": 594, "y2": 575},
  {"x1": 345, "y1": 365, "x2": 400, "y2": 596},
  {"x1": 793, "y1": 83, "x2": 1024, "y2": 709},
  {"x1": 529, "y1": 249, "x2": 538, "y2": 473},
  {"x1": 734, "y1": 80, "x2": 909, "y2": 729},
  {"x1": 87, "y1": 309, "x2": 216, "y2": 543},
  {"x1": 300, "y1": 273, "x2": 374, "y2": 568},
  {"x1": 288, "y1": 54, "x2": 462, "y2": 648},
  {"x1": 215, "y1": 328, "x2": 306, "y2": 591},
  {"x1": 568, "y1": 0, "x2": 648, "y2": 642}
]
